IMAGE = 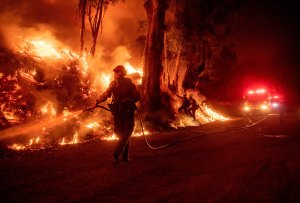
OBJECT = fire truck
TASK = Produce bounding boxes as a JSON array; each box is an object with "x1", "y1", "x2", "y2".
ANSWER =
[{"x1": 242, "y1": 88, "x2": 284, "y2": 115}]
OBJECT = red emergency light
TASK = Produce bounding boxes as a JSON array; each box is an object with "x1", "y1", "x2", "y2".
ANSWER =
[{"x1": 247, "y1": 88, "x2": 267, "y2": 95}]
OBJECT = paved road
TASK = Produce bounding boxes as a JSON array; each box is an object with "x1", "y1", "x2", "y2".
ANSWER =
[{"x1": 0, "y1": 115, "x2": 300, "y2": 202}]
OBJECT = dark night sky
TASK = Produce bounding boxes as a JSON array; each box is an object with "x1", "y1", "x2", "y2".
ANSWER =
[{"x1": 234, "y1": 0, "x2": 300, "y2": 103}]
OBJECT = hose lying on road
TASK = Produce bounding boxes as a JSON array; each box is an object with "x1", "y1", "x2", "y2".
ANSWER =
[
  {"x1": 138, "y1": 109, "x2": 270, "y2": 150},
  {"x1": 87, "y1": 105, "x2": 270, "y2": 150}
]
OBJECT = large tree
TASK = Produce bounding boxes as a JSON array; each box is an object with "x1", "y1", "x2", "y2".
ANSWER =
[
  {"x1": 167, "y1": 0, "x2": 241, "y2": 100},
  {"x1": 142, "y1": 0, "x2": 168, "y2": 112}
]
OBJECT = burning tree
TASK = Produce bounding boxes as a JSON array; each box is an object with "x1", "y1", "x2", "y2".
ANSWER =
[{"x1": 0, "y1": 0, "x2": 232, "y2": 152}]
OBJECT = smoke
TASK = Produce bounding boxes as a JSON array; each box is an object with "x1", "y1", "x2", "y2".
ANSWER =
[
  {"x1": 0, "y1": 0, "x2": 148, "y2": 146},
  {"x1": 0, "y1": 0, "x2": 146, "y2": 65}
]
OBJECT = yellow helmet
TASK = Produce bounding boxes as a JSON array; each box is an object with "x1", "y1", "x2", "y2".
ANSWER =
[{"x1": 113, "y1": 65, "x2": 127, "y2": 75}]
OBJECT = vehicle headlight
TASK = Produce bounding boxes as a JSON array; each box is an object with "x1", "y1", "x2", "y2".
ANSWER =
[
  {"x1": 244, "y1": 106, "x2": 250, "y2": 111},
  {"x1": 261, "y1": 104, "x2": 268, "y2": 110}
]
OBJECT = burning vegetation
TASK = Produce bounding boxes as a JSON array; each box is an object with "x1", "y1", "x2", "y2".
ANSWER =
[{"x1": 0, "y1": 0, "x2": 231, "y2": 153}]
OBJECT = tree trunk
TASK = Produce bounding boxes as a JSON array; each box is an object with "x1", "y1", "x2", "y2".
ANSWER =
[
  {"x1": 174, "y1": 51, "x2": 181, "y2": 92},
  {"x1": 79, "y1": 0, "x2": 87, "y2": 54},
  {"x1": 163, "y1": 34, "x2": 168, "y2": 85},
  {"x1": 89, "y1": 1, "x2": 104, "y2": 56},
  {"x1": 143, "y1": 0, "x2": 167, "y2": 112},
  {"x1": 182, "y1": 44, "x2": 204, "y2": 90}
]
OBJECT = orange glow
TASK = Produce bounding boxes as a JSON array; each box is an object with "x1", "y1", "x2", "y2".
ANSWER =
[
  {"x1": 124, "y1": 62, "x2": 143, "y2": 76},
  {"x1": 8, "y1": 144, "x2": 26, "y2": 151},
  {"x1": 23, "y1": 39, "x2": 62, "y2": 59},
  {"x1": 3, "y1": 111, "x2": 21, "y2": 123},
  {"x1": 244, "y1": 105, "x2": 250, "y2": 111},
  {"x1": 86, "y1": 122, "x2": 100, "y2": 129},
  {"x1": 201, "y1": 103, "x2": 228, "y2": 122},
  {"x1": 59, "y1": 131, "x2": 79, "y2": 145},
  {"x1": 60, "y1": 137, "x2": 66, "y2": 145},
  {"x1": 101, "y1": 133, "x2": 119, "y2": 141},
  {"x1": 40, "y1": 102, "x2": 56, "y2": 117},
  {"x1": 102, "y1": 74, "x2": 112, "y2": 88},
  {"x1": 19, "y1": 69, "x2": 37, "y2": 83}
]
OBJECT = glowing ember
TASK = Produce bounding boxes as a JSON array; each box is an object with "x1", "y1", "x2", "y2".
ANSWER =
[
  {"x1": 19, "y1": 69, "x2": 37, "y2": 83},
  {"x1": 8, "y1": 136, "x2": 41, "y2": 151},
  {"x1": 35, "y1": 137, "x2": 40, "y2": 143},
  {"x1": 132, "y1": 130, "x2": 150, "y2": 137},
  {"x1": 60, "y1": 137, "x2": 66, "y2": 145},
  {"x1": 40, "y1": 102, "x2": 56, "y2": 117},
  {"x1": 86, "y1": 122, "x2": 100, "y2": 129},
  {"x1": 8, "y1": 144, "x2": 26, "y2": 151},
  {"x1": 62, "y1": 108, "x2": 71, "y2": 121},
  {"x1": 80, "y1": 52, "x2": 89, "y2": 75},
  {"x1": 102, "y1": 133, "x2": 119, "y2": 141},
  {"x1": 71, "y1": 131, "x2": 78, "y2": 144},
  {"x1": 201, "y1": 103, "x2": 228, "y2": 121},
  {"x1": 3, "y1": 111, "x2": 20, "y2": 123},
  {"x1": 60, "y1": 132, "x2": 79, "y2": 145}
]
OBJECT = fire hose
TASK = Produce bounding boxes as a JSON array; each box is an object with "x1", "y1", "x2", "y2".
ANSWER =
[
  {"x1": 83, "y1": 104, "x2": 111, "y2": 112},
  {"x1": 137, "y1": 109, "x2": 270, "y2": 150},
  {"x1": 84, "y1": 104, "x2": 270, "y2": 150}
]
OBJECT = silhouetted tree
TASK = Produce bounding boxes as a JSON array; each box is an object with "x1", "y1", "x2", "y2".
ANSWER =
[
  {"x1": 142, "y1": 0, "x2": 168, "y2": 112},
  {"x1": 77, "y1": 0, "x2": 121, "y2": 56}
]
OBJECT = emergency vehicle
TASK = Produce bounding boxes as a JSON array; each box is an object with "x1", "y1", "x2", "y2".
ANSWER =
[
  {"x1": 243, "y1": 88, "x2": 270, "y2": 115},
  {"x1": 242, "y1": 87, "x2": 284, "y2": 115}
]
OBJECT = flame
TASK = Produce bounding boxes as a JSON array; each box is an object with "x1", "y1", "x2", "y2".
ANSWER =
[
  {"x1": 8, "y1": 136, "x2": 41, "y2": 151},
  {"x1": 101, "y1": 133, "x2": 119, "y2": 141},
  {"x1": 19, "y1": 69, "x2": 37, "y2": 83},
  {"x1": 23, "y1": 39, "x2": 62, "y2": 59},
  {"x1": 8, "y1": 144, "x2": 26, "y2": 151},
  {"x1": 86, "y1": 122, "x2": 100, "y2": 129},
  {"x1": 60, "y1": 131, "x2": 79, "y2": 145},
  {"x1": 60, "y1": 137, "x2": 66, "y2": 145},
  {"x1": 201, "y1": 103, "x2": 228, "y2": 121},
  {"x1": 62, "y1": 108, "x2": 71, "y2": 121},
  {"x1": 132, "y1": 130, "x2": 149, "y2": 137},
  {"x1": 35, "y1": 137, "x2": 40, "y2": 143},
  {"x1": 18, "y1": 38, "x2": 90, "y2": 77},
  {"x1": 171, "y1": 90, "x2": 229, "y2": 127},
  {"x1": 71, "y1": 131, "x2": 78, "y2": 144},
  {"x1": 2, "y1": 111, "x2": 21, "y2": 123},
  {"x1": 124, "y1": 62, "x2": 143, "y2": 76},
  {"x1": 40, "y1": 102, "x2": 56, "y2": 117},
  {"x1": 102, "y1": 74, "x2": 112, "y2": 88}
]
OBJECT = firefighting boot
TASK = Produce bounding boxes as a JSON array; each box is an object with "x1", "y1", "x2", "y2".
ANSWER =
[
  {"x1": 113, "y1": 152, "x2": 119, "y2": 163},
  {"x1": 122, "y1": 142, "x2": 129, "y2": 162}
]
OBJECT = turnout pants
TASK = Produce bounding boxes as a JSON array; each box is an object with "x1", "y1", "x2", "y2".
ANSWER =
[{"x1": 113, "y1": 107, "x2": 135, "y2": 160}]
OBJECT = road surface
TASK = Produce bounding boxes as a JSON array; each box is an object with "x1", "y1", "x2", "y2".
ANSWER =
[{"x1": 1, "y1": 114, "x2": 300, "y2": 202}]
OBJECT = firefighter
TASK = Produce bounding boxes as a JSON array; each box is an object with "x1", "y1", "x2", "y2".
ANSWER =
[
  {"x1": 96, "y1": 65, "x2": 140, "y2": 163},
  {"x1": 188, "y1": 95, "x2": 199, "y2": 120},
  {"x1": 175, "y1": 93, "x2": 191, "y2": 115}
]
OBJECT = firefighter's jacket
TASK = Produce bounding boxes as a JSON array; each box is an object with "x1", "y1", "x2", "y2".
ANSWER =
[{"x1": 98, "y1": 77, "x2": 140, "y2": 114}]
